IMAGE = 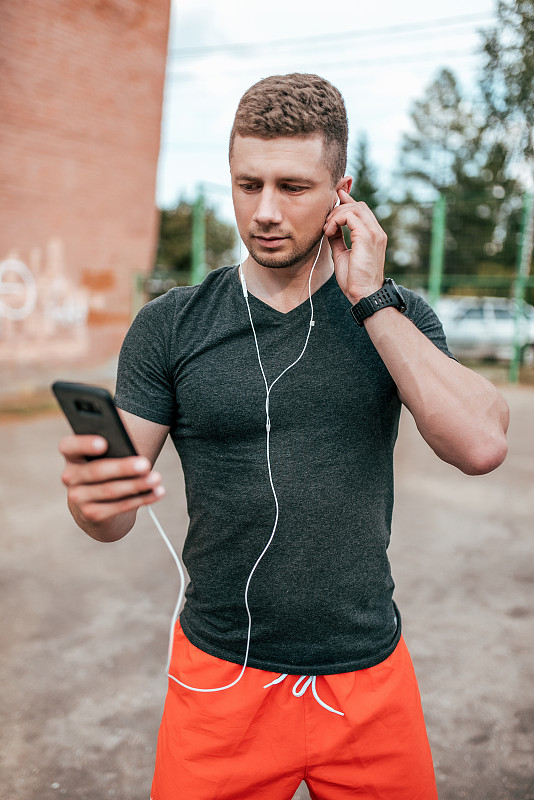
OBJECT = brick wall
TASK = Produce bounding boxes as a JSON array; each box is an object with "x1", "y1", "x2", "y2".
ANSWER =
[{"x1": 0, "y1": 0, "x2": 170, "y2": 364}]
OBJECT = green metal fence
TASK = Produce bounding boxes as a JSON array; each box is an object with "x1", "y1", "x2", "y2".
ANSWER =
[
  {"x1": 382, "y1": 191, "x2": 533, "y2": 382},
  {"x1": 137, "y1": 190, "x2": 534, "y2": 383}
]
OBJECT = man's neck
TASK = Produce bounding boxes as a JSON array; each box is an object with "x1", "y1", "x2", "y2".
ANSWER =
[{"x1": 241, "y1": 248, "x2": 334, "y2": 314}]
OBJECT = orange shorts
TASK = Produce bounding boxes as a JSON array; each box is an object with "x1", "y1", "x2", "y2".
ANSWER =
[{"x1": 151, "y1": 622, "x2": 437, "y2": 800}]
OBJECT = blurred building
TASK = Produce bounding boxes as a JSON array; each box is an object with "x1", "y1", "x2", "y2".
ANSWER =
[{"x1": 0, "y1": 0, "x2": 170, "y2": 387}]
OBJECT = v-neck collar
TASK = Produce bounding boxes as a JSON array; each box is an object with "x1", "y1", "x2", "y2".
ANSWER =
[{"x1": 234, "y1": 267, "x2": 338, "y2": 321}]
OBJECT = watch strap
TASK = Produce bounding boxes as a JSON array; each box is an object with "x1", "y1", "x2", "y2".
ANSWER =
[{"x1": 350, "y1": 279, "x2": 406, "y2": 326}]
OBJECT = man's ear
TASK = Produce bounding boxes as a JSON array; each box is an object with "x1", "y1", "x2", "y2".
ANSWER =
[{"x1": 335, "y1": 176, "x2": 353, "y2": 195}]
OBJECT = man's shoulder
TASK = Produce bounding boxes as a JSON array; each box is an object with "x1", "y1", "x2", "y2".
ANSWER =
[
  {"x1": 174, "y1": 265, "x2": 237, "y2": 302},
  {"x1": 140, "y1": 266, "x2": 237, "y2": 317},
  {"x1": 178, "y1": 265, "x2": 239, "y2": 316}
]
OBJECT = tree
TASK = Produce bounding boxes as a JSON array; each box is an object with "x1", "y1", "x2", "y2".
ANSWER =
[
  {"x1": 479, "y1": 0, "x2": 534, "y2": 307},
  {"x1": 342, "y1": 133, "x2": 382, "y2": 250},
  {"x1": 480, "y1": 0, "x2": 534, "y2": 176},
  {"x1": 156, "y1": 199, "x2": 237, "y2": 279},
  {"x1": 349, "y1": 133, "x2": 380, "y2": 211},
  {"x1": 395, "y1": 67, "x2": 523, "y2": 286},
  {"x1": 399, "y1": 68, "x2": 486, "y2": 196}
]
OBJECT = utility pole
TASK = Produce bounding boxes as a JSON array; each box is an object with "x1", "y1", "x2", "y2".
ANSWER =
[
  {"x1": 509, "y1": 192, "x2": 534, "y2": 383},
  {"x1": 191, "y1": 185, "x2": 206, "y2": 285},
  {"x1": 428, "y1": 194, "x2": 446, "y2": 307}
]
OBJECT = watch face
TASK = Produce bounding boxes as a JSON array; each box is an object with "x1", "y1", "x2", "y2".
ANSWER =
[{"x1": 386, "y1": 279, "x2": 407, "y2": 312}]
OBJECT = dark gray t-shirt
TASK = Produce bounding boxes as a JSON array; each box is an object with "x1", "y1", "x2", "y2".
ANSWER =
[{"x1": 115, "y1": 266, "x2": 451, "y2": 675}]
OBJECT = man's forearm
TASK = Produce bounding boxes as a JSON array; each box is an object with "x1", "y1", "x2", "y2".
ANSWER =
[{"x1": 364, "y1": 307, "x2": 509, "y2": 475}]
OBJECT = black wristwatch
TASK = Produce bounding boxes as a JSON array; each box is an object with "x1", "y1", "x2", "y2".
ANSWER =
[{"x1": 350, "y1": 278, "x2": 407, "y2": 326}]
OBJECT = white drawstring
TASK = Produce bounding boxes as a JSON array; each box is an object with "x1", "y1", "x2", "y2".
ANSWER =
[{"x1": 263, "y1": 673, "x2": 344, "y2": 716}]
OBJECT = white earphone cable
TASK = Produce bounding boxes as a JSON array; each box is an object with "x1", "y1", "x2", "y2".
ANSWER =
[{"x1": 151, "y1": 238, "x2": 324, "y2": 694}]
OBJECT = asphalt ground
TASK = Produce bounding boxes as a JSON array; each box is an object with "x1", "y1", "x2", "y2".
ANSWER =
[{"x1": 1, "y1": 383, "x2": 533, "y2": 800}]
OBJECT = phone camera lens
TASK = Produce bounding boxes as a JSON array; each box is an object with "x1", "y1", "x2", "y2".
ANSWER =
[{"x1": 75, "y1": 399, "x2": 101, "y2": 416}]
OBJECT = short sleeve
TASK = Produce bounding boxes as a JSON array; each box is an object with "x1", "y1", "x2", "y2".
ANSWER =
[
  {"x1": 114, "y1": 292, "x2": 177, "y2": 425},
  {"x1": 402, "y1": 288, "x2": 456, "y2": 359}
]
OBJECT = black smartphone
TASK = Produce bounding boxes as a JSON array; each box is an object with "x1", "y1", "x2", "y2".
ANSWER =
[{"x1": 51, "y1": 381, "x2": 137, "y2": 458}]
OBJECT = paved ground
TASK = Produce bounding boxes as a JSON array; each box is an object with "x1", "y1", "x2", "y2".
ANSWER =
[{"x1": 1, "y1": 383, "x2": 533, "y2": 800}]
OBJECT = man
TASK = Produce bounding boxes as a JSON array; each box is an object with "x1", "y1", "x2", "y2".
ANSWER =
[{"x1": 59, "y1": 74, "x2": 509, "y2": 799}]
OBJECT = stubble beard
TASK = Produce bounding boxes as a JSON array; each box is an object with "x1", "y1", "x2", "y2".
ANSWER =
[{"x1": 246, "y1": 230, "x2": 325, "y2": 270}]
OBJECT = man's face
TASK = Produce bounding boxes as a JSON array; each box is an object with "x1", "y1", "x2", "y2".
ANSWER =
[{"x1": 230, "y1": 135, "x2": 338, "y2": 270}]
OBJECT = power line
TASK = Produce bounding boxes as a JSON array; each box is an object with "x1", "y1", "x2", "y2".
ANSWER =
[
  {"x1": 293, "y1": 45, "x2": 480, "y2": 74},
  {"x1": 168, "y1": 12, "x2": 494, "y2": 60},
  {"x1": 165, "y1": 45, "x2": 481, "y2": 83}
]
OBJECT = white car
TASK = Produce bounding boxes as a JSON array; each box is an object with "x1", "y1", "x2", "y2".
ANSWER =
[{"x1": 438, "y1": 296, "x2": 534, "y2": 366}]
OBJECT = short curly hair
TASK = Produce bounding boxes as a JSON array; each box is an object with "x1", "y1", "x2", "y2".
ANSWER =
[{"x1": 229, "y1": 73, "x2": 348, "y2": 185}]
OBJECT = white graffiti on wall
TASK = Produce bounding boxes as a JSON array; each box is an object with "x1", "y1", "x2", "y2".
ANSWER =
[
  {"x1": 0, "y1": 241, "x2": 90, "y2": 365},
  {"x1": 0, "y1": 259, "x2": 37, "y2": 321}
]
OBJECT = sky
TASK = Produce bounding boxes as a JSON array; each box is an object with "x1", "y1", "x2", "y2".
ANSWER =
[{"x1": 156, "y1": 0, "x2": 498, "y2": 223}]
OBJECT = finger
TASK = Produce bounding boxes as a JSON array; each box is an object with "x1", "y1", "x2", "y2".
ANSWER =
[
  {"x1": 352, "y1": 201, "x2": 381, "y2": 229},
  {"x1": 324, "y1": 205, "x2": 360, "y2": 237},
  {"x1": 328, "y1": 207, "x2": 385, "y2": 246},
  {"x1": 59, "y1": 435, "x2": 108, "y2": 462},
  {"x1": 62, "y1": 454, "x2": 151, "y2": 488},
  {"x1": 79, "y1": 486, "x2": 166, "y2": 525},
  {"x1": 341, "y1": 199, "x2": 383, "y2": 232},
  {"x1": 69, "y1": 471, "x2": 163, "y2": 505},
  {"x1": 337, "y1": 187, "x2": 354, "y2": 203},
  {"x1": 327, "y1": 225, "x2": 349, "y2": 261}
]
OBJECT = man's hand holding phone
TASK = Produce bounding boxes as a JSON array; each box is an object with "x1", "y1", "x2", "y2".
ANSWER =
[
  {"x1": 53, "y1": 383, "x2": 166, "y2": 542},
  {"x1": 59, "y1": 434, "x2": 165, "y2": 540}
]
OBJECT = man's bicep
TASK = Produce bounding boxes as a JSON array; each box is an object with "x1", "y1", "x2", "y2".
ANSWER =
[{"x1": 118, "y1": 409, "x2": 170, "y2": 465}]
